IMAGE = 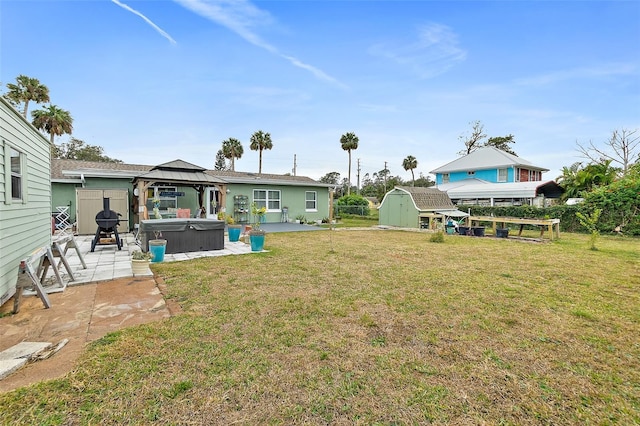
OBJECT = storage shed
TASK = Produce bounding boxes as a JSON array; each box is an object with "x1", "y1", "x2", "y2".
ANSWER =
[{"x1": 378, "y1": 186, "x2": 468, "y2": 229}]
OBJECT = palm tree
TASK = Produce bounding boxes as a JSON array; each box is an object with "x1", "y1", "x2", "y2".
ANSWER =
[
  {"x1": 249, "y1": 130, "x2": 273, "y2": 174},
  {"x1": 5, "y1": 75, "x2": 50, "y2": 118},
  {"x1": 340, "y1": 132, "x2": 359, "y2": 195},
  {"x1": 221, "y1": 138, "x2": 244, "y2": 171},
  {"x1": 402, "y1": 155, "x2": 418, "y2": 186},
  {"x1": 31, "y1": 104, "x2": 73, "y2": 145}
]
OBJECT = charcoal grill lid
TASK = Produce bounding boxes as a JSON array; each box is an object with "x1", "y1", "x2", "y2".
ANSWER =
[{"x1": 96, "y1": 210, "x2": 119, "y2": 229}]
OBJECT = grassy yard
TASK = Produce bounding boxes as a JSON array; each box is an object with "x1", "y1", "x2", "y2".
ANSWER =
[{"x1": 2, "y1": 230, "x2": 639, "y2": 424}]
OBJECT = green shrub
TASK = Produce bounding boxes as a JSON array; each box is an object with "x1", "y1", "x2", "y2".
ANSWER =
[
  {"x1": 429, "y1": 231, "x2": 445, "y2": 243},
  {"x1": 335, "y1": 194, "x2": 370, "y2": 216}
]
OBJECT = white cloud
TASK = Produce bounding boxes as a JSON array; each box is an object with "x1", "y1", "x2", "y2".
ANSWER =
[
  {"x1": 515, "y1": 63, "x2": 638, "y2": 87},
  {"x1": 112, "y1": 0, "x2": 177, "y2": 45},
  {"x1": 369, "y1": 22, "x2": 467, "y2": 79},
  {"x1": 173, "y1": 0, "x2": 345, "y2": 87}
]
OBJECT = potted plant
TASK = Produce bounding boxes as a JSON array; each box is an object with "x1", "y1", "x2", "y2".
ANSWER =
[
  {"x1": 131, "y1": 250, "x2": 153, "y2": 275},
  {"x1": 226, "y1": 214, "x2": 242, "y2": 242},
  {"x1": 148, "y1": 230, "x2": 167, "y2": 262},
  {"x1": 249, "y1": 202, "x2": 267, "y2": 252}
]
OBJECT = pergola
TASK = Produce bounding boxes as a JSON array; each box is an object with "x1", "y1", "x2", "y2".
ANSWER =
[{"x1": 132, "y1": 160, "x2": 227, "y2": 219}]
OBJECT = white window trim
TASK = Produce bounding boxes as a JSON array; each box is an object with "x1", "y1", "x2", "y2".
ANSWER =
[
  {"x1": 442, "y1": 173, "x2": 450, "y2": 183},
  {"x1": 148, "y1": 185, "x2": 178, "y2": 213},
  {"x1": 4, "y1": 142, "x2": 26, "y2": 205},
  {"x1": 305, "y1": 191, "x2": 317, "y2": 212},
  {"x1": 497, "y1": 168, "x2": 508, "y2": 183},
  {"x1": 253, "y1": 189, "x2": 281, "y2": 212}
]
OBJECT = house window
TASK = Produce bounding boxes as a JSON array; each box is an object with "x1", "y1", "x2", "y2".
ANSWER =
[
  {"x1": 253, "y1": 189, "x2": 281, "y2": 212},
  {"x1": 147, "y1": 186, "x2": 177, "y2": 213},
  {"x1": 10, "y1": 147, "x2": 23, "y2": 200},
  {"x1": 442, "y1": 173, "x2": 450, "y2": 183},
  {"x1": 498, "y1": 168, "x2": 508, "y2": 182},
  {"x1": 305, "y1": 191, "x2": 317, "y2": 211}
]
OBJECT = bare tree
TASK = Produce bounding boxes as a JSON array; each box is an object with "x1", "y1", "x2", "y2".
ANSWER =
[
  {"x1": 458, "y1": 120, "x2": 487, "y2": 155},
  {"x1": 577, "y1": 128, "x2": 640, "y2": 176}
]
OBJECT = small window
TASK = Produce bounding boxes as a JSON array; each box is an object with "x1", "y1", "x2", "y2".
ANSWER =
[
  {"x1": 10, "y1": 147, "x2": 23, "y2": 200},
  {"x1": 442, "y1": 173, "x2": 450, "y2": 183},
  {"x1": 467, "y1": 171, "x2": 475, "y2": 176},
  {"x1": 498, "y1": 168, "x2": 508, "y2": 182},
  {"x1": 305, "y1": 191, "x2": 317, "y2": 211}
]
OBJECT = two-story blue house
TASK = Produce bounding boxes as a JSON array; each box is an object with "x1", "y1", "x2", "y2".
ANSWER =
[{"x1": 430, "y1": 147, "x2": 562, "y2": 206}]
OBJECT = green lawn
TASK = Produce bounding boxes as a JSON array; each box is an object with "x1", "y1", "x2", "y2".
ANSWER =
[{"x1": 2, "y1": 231, "x2": 639, "y2": 424}]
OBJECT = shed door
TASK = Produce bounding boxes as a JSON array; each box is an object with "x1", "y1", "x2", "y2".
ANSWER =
[{"x1": 76, "y1": 189, "x2": 129, "y2": 235}]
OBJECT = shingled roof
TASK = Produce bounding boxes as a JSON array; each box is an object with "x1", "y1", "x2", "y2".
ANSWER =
[
  {"x1": 207, "y1": 170, "x2": 332, "y2": 187},
  {"x1": 51, "y1": 159, "x2": 151, "y2": 180},
  {"x1": 394, "y1": 186, "x2": 456, "y2": 210},
  {"x1": 51, "y1": 159, "x2": 329, "y2": 187}
]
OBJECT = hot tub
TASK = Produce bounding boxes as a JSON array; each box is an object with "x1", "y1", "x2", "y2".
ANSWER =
[{"x1": 140, "y1": 218, "x2": 225, "y2": 254}]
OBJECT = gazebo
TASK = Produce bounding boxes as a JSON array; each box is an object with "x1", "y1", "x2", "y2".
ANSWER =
[{"x1": 132, "y1": 159, "x2": 227, "y2": 220}]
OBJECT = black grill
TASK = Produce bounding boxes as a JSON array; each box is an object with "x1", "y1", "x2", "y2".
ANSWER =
[{"x1": 90, "y1": 198, "x2": 122, "y2": 252}]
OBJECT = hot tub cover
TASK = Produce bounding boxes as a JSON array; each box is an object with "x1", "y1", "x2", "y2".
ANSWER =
[{"x1": 140, "y1": 218, "x2": 225, "y2": 232}]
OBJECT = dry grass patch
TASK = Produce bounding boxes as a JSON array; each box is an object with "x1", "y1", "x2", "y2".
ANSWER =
[{"x1": 1, "y1": 231, "x2": 638, "y2": 424}]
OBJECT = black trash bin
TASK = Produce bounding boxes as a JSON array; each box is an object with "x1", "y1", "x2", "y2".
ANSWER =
[
  {"x1": 472, "y1": 226, "x2": 485, "y2": 237},
  {"x1": 496, "y1": 228, "x2": 509, "y2": 238}
]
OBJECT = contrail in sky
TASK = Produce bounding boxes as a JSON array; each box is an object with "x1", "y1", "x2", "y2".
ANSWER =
[
  {"x1": 173, "y1": 0, "x2": 345, "y2": 88},
  {"x1": 112, "y1": 0, "x2": 177, "y2": 45}
]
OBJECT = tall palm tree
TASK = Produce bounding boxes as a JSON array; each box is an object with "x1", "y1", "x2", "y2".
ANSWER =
[
  {"x1": 5, "y1": 75, "x2": 50, "y2": 118},
  {"x1": 31, "y1": 104, "x2": 73, "y2": 145},
  {"x1": 402, "y1": 155, "x2": 418, "y2": 186},
  {"x1": 249, "y1": 130, "x2": 273, "y2": 174},
  {"x1": 221, "y1": 138, "x2": 244, "y2": 171},
  {"x1": 340, "y1": 132, "x2": 359, "y2": 195}
]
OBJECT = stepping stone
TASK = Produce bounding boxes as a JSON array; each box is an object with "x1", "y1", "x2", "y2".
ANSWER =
[{"x1": 0, "y1": 342, "x2": 51, "y2": 380}]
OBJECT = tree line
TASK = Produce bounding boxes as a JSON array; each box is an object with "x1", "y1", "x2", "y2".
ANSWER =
[
  {"x1": 3, "y1": 74, "x2": 121, "y2": 162},
  {"x1": 4, "y1": 74, "x2": 637, "y2": 221}
]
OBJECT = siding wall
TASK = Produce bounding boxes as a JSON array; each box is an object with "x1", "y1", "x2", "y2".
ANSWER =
[
  {"x1": 224, "y1": 183, "x2": 330, "y2": 223},
  {"x1": 0, "y1": 98, "x2": 52, "y2": 306},
  {"x1": 53, "y1": 179, "x2": 201, "y2": 232},
  {"x1": 378, "y1": 190, "x2": 419, "y2": 228}
]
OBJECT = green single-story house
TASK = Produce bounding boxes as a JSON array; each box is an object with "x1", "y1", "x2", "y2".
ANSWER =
[
  {"x1": 1, "y1": 97, "x2": 53, "y2": 306},
  {"x1": 378, "y1": 186, "x2": 468, "y2": 229},
  {"x1": 52, "y1": 158, "x2": 332, "y2": 234}
]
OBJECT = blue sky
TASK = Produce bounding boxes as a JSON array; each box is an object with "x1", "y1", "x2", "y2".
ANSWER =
[{"x1": 2, "y1": 0, "x2": 639, "y2": 183}]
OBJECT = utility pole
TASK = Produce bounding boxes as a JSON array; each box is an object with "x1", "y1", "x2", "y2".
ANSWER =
[
  {"x1": 292, "y1": 154, "x2": 297, "y2": 176},
  {"x1": 384, "y1": 161, "x2": 388, "y2": 194},
  {"x1": 356, "y1": 158, "x2": 361, "y2": 195}
]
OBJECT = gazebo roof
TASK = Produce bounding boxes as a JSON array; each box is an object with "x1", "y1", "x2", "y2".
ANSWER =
[{"x1": 133, "y1": 159, "x2": 226, "y2": 186}]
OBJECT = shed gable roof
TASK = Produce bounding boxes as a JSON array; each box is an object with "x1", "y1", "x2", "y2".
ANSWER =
[
  {"x1": 393, "y1": 186, "x2": 456, "y2": 210},
  {"x1": 430, "y1": 146, "x2": 549, "y2": 174}
]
